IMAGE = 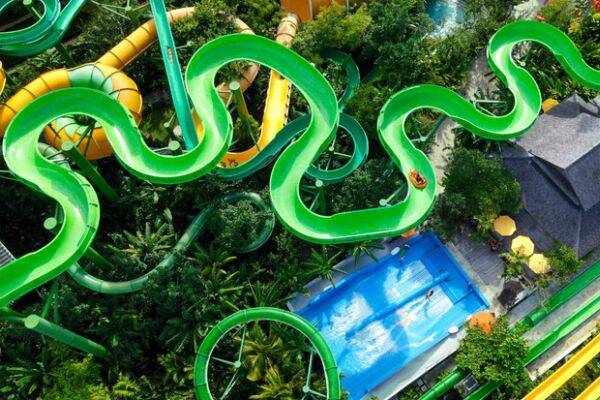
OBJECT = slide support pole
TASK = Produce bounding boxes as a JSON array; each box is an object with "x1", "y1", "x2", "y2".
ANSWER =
[
  {"x1": 0, "y1": 308, "x2": 107, "y2": 357},
  {"x1": 60, "y1": 141, "x2": 119, "y2": 202}
]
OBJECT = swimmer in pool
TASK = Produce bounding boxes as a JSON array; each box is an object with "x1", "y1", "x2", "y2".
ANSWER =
[{"x1": 425, "y1": 289, "x2": 434, "y2": 301}]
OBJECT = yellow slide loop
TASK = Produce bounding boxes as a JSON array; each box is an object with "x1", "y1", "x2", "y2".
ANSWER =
[
  {"x1": 0, "y1": 64, "x2": 141, "y2": 160},
  {"x1": 0, "y1": 8, "x2": 260, "y2": 160},
  {"x1": 43, "y1": 63, "x2": 142, "y2": 160}
]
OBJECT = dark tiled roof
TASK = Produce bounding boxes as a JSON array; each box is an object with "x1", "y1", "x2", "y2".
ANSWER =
[
  {"x1": 503, "y1": 95, "x2": 600, "y2": 257},
  {"x1": 0, "y1": 240, "x2": 15, "y2": 267}
]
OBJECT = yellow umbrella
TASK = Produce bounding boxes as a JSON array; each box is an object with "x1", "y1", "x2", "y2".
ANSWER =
[
  {"x1": 542, "y1": 98, "x2": 559, "y2": 113},
  {"x1": 528, "y1": 253, "x2": 551, "y2": 274},
  {"x1": 511, "y1": 235, "x2": 535, "y2": 257},
  {"x1": 493, "y1": 215, "x2": 516, "y2": 237}
]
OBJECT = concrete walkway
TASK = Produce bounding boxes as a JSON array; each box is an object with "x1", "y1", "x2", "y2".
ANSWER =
[{"x1": 428, "y1": 0, "x2": 548, "y2": 193}]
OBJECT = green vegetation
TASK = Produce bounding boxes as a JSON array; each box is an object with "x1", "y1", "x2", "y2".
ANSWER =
[
  {"x1": 455, "y1": 317, "x2": 531, "y2": 398},
  {"x1": 501, "y1": 249, "x2": 528, "y2": 278},
  {"x1": 545, "y1": 243, "x2": 585, "y2": 281},
  {"x1": 430, "y1": 148, "x2": 521, "y2": 239},
  {"x1": 525, "y1": 0, "x2": 600, "y2": 101},
  {"x1": 1, "y1": 0, "x2": 597, "y2": 399}
]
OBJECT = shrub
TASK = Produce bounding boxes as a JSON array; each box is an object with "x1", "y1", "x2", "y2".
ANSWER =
[
  {"x1": 40, "y1": 356, "x2": 110, "y2": 400},
  {"x1": 293, "y1": 3, "x2": 372, "y2": 63},
  {"x1": 361, "y1": 0, "x2": 434, "y2": 90},
  {"x1": 329, "y1": 158, "x2": 406, "y2": 214},
  {"x1": 545, "y1": 243, "x2": 584, "y2": 281},
  {"x1": 430, "y1": 148, "x2": 521, "y2": 238},
  {"x1": 455, "y1": 317, "x2": 530, "y2": 398},
  {"x1": 208, "y1": 198, "x2": 273, "y2": 251},
  {"x1": 501, "y1": 250, "x2": 527, "y2": 278}
]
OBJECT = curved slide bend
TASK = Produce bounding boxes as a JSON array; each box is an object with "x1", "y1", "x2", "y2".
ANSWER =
[
  {"x1": 0, "y1": 0, "x2": 87, "y2": 57},
  {"x1": 215, "y1": 48, "x2": 368, "y2": 183},
  {"x1": 194, "y1": 307, "x2": 341, "y2": 400},
  {"x1": 218, "y1": 14, "x2": 299, "y2": 169},
  {"x1": 272, "y1": 19, "x2": 600, "y2": 243},
  {"x1": 0, "y1": 7, "x2": 260, "y2": 160},
  {"x1": 1, "y1": 20, "x2": 599, "y2": 307},
  {"x1": 68, "y1": 192, "x2": 274, "y2": 295}
]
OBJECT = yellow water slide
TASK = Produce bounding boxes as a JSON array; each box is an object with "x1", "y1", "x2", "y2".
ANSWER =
[
  {"x1": 522, "y1": 333, "x2": 600, "y2": 400},
  {"x1": 220, "y1": 14, "x2": 299, "y2": 168},
  {"x1": 279, "y1": 0, "x2": 351, "y2": 21},
  {"x1": 0, "y1": 8, "x2": 259, "y2": 159},
  {"x1": 0, "y1": 61, "x2": 5, "y2": 94},
  {"x1": 574, "y1": 375, "x2": 600, "y2": 400}
]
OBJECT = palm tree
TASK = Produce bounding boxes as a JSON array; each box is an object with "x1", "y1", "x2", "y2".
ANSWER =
[{"x1": 302, "y1": 246, "x2": 346, "y2": 285}]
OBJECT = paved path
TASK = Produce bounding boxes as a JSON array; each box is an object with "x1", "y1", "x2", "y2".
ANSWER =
[{"x1": 428, "y1": 0, "x2": 548, "y2": 193}]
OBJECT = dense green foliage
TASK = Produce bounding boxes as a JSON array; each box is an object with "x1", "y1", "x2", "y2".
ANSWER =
[
  {"x1": 456, "y1": 317, "x2": 531, "y2": 398},
  {"x1": 1, "y1": 0, "x2": 595, "y2": 398},
  {"x1": 430, "y1": 148, "x2": 521, "y2": 238},
  {"x1": 545, "y1": 243, "x2": 585, "y2": 280},
  {"x1": 525, "y1": 0, "x2": 600, "y2": 101}
]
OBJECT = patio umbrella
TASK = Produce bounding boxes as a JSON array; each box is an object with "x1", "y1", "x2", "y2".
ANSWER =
[
  {"x1": 469, "y1": 311, "x2": 497, "y2": 334},
  {"x1": 528, "y1": 253, "x2": 551, "y2": 274},
  {"x1": 493, "y1": 215, "x2": 516, "y2": 237},
  {"x1": 511, "y1": 235, "x2": 535, "y2": 257}
]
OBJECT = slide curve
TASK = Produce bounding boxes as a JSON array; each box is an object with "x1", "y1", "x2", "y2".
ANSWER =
[
  {"x1": 0, "y1": 21, "x2": 598, "y2": 312},
  {"x1": 193, "y1": 307, "x2": 341, "y2": 400},
  {"x1": 0, "y1": 0, "x2": 87, "y2": 57},
  {"x1": 0, "y1": 7, "x2": 260, "y2": 160}
]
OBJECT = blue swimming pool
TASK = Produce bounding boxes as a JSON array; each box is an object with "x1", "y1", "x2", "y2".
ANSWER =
[
  {"x1": 296, "y1": 232, "x2": 488, "y2": 400},
  {"x1": 427, "y1": 0, "x2": 464, "y2": 35}
]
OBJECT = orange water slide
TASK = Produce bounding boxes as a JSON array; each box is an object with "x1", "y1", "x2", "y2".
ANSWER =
[
  {"x1": 279, "y1": 0, "x2": 353, "y2": 21},
  {"x1": 97, "y1": 8, "x2": 259, "y2": 101},
  {"x1": 219, "y1": 13, "x2": 299, "y2": 168},
  {"x1": 0, "y1": 61, "x2": 5, "y2": 94},
  {"x1": 0, "y1": 8, "x2": 259, "y2": 160}
]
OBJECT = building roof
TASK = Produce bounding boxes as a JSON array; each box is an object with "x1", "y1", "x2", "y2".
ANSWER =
[{"x1": 504, "y1": 95, "x2": 600, "y2": 257}]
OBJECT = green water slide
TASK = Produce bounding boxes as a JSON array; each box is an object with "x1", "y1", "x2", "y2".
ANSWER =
[
  {"x1": 148, "y1": 0, "x2": 198, "y2": 149},
  {"x1": 0, "y1": 14, "x2": 598, "y2": 400},
  {"x1": 1, "y1": 19, "x2": 599, "y2": 310},
  {"x1": 194, "y1": 307, "x2": 341, "y2": 400},
  {"x1": 67, "y1": 192, "x2": 274, "y2": 295},
  {"x1": 0, "y1": 0, "x2": 88, "y2": 57},
  {"x1": 214, "y1": 49, "x2": 368, "y2": 183},
  {"x1": 418, "y1": 261, "x2": 600, "y2": 400}
]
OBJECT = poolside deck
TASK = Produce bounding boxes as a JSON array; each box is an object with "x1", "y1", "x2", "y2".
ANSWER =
[{"x1": 449, "y1": 228, "x2": 600, "y2": 378}]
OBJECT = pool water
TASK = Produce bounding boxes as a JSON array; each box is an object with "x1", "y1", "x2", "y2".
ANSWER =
[
  {"x1": 296, "y1": 232, "x2": 488, "y2": 400},
  {"x1": 427, "y1": 0, "x2": 465, "y2": 35}
]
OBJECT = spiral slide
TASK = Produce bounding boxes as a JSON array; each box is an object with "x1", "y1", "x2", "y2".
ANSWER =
[{"x1": 522, "y1": 333, "x2": 600, "y2": 400}]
